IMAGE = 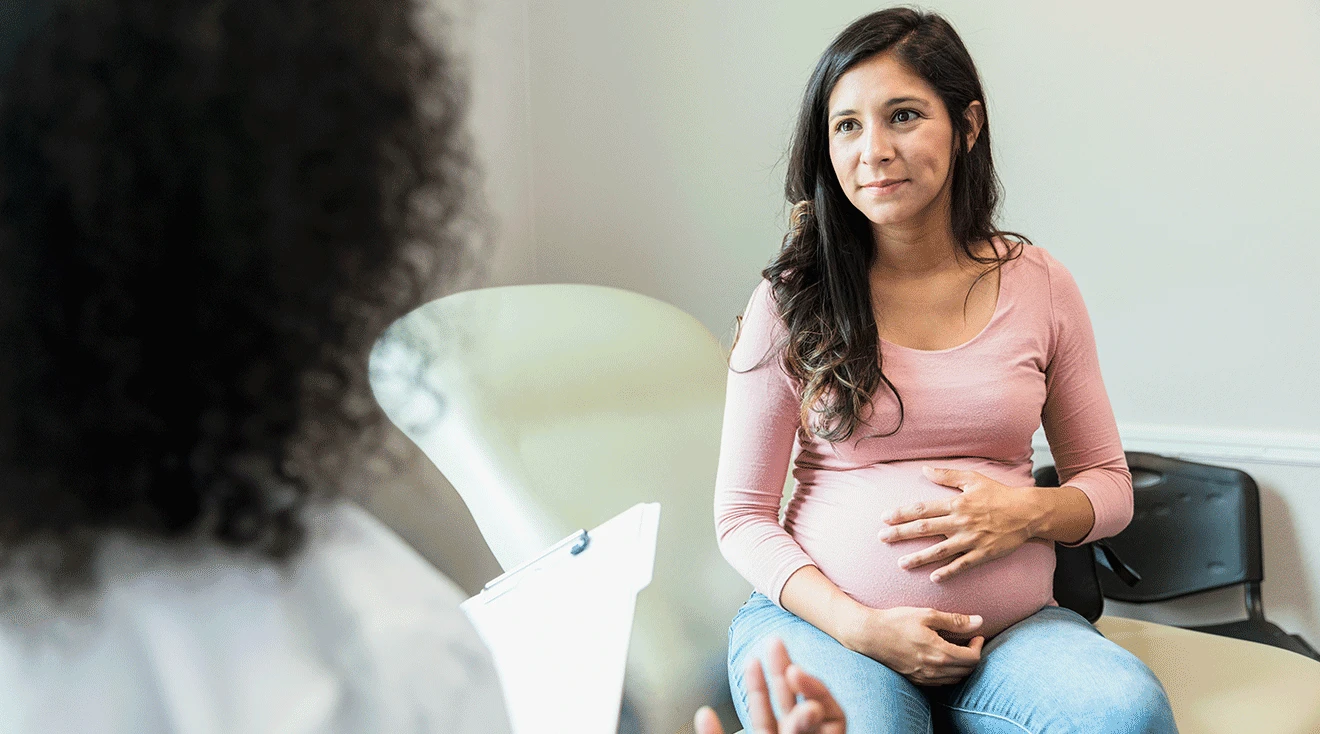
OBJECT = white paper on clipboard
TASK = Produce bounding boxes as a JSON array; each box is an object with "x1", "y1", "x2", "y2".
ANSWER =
[{"x1": 461, "y1": 503, "x2": 661, "y2": 734}]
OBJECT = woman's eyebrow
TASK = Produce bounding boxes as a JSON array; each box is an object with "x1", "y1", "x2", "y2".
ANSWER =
[
  {"x1": 829, "y1": 96, "x2": 929, "y2": 120},
  {"x1": 884, "y1": 96, "x2": 925, "y2": 107}
]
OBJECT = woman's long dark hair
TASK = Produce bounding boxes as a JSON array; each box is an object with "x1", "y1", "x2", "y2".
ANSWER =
[
  {"x1": 765, "y1": 7, "x2": 1026, "y2": 442},
  {"x1": 0, "y1": 0, "x2": 475, "y2": 591}
]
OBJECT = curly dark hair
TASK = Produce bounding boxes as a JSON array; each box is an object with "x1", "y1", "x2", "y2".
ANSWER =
[
  {"x1": 762, "y1": 8, "x2": 1026, "y2": 443},
  {"x1": 0, "y1": 0, "x2": 476, "y2": 590}
]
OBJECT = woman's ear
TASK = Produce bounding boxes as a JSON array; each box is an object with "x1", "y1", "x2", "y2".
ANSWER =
[{"x1": 963, "y1": 100, "x2": 986, "y2": 152}]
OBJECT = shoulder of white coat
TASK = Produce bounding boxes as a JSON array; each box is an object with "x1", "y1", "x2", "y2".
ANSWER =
[
  {"x1": 304, "y1": 501, "x2": 470, "y2": 612},
  {"x1": 302, "y1": 502, "x2": 513, "y2": 733}
]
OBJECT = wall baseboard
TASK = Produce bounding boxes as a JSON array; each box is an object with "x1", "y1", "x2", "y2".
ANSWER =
[{"x1": 1032, "y1": 424, "x2": 1320, "y2": 468}]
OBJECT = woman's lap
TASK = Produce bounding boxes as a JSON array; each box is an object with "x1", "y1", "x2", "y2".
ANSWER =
[
  {"x1": 728, "y1": 594, "x2": 1178, "y2": 734},
  {"x1": 727, "y1": 592, "x2": 932, "y2": 733}
]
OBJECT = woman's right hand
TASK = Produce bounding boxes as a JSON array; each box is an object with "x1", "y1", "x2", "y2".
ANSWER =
[{"x1": 840, "y1": 606, "x2": 985, "y2": 686}]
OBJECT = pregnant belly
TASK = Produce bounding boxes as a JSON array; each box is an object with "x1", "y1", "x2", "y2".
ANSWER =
[{"x1": 788, "y1": 460, "x2": 1055, "y2": 639}]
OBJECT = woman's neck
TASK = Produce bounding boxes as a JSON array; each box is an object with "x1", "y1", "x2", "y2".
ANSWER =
[{"x1": 869, "y1": 197, "x2": 963, "y2": 280}]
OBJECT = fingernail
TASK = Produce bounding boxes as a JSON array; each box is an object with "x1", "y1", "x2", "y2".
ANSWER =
[
  {"x1": 970, "y1": 615, "x2": 983, "y2": 625},
  {"x1": 878, "y1": 529, "x2": 892, "y2": 541}
]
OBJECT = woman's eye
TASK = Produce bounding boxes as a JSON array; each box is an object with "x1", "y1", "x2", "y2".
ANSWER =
[
  {"x1": 835, "y1": 119, "x2": 859, "y2": 134},
  {"x1": 892, "y1": 109, "x2": 920, "y2": 124}
]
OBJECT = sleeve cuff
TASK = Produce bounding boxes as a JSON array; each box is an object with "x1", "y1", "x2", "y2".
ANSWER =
[
  {"x1": 767, "y1": 559, "x2": 817, "y2": 609},
  {"x1": 1057, "y1": 472, "x2": 1133, "y2": 547}
]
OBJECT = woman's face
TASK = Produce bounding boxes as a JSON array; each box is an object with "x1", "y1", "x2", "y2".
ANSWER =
[{"x1": 826, "y1": 52, "x2": 980, "y2": 232}]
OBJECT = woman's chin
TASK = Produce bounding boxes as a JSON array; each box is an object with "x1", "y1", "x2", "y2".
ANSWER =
[{"x1": 858, "y1": 205, "x2": 920, "y2": 228}]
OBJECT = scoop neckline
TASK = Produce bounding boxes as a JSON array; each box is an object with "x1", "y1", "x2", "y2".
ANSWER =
[{"x1": 877, "y1": 239, "x2": 1012, "y2": 355}]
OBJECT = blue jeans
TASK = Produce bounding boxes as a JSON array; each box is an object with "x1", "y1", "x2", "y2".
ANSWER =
[{"x1": 728, "y1": 593, "x2": 1178, "y2": 733}]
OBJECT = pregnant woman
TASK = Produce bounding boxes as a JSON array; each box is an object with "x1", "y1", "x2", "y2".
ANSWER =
[{"x1": 715, "y1": 9, "x2": 1177, "y2": 733}]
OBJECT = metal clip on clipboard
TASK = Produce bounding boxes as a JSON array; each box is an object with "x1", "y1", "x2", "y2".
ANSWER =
[
  {"x1": 462, "y1": 503, "x2": 661, "y2": 734},
  {"x1": 479, "y1": 528, "x2": 591, "y2": 600}
]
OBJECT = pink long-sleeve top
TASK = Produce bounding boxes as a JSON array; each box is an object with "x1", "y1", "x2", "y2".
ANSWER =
[{"x1": 714, "y1": 242, "x2": 1132, "y2": 638}]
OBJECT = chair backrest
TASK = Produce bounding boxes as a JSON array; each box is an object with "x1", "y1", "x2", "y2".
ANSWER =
[
  {"x1": 1041, "y1": 452, "x2": 1263, "y2": 604},
  {"x1": 1103, "y1": 452, "x2": 1263, "y2": 603},
  {"x1": 1033, "y1": 465, "x2": 1104, "y2": 622},
  {"x1": 369, "y1": 284, "x2": 751, "y2": 734}
]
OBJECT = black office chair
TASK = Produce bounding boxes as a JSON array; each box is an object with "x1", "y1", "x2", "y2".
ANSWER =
[{"x1": 1036, "y1": 451, "x2": 1319, "y2": 661}]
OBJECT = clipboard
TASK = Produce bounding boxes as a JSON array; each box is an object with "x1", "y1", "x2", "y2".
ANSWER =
[{"x1": 461, "y1": 503, "x2": 661, "y2": 734}]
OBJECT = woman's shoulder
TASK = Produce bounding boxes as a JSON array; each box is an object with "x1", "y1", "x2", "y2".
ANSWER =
[
  {"x1": 295, "y1": 503, "x2": 512, "y2": 731},
  {"x1": 0, "y1": 501, "x2": 509, "y2": 733},
  {"x1": 730, "y1": 277, "x2": 789, "y2": 365},
  {"x1": 80, "y1": 501, "x2": 474, "y2": 616},
  {"x1": 733, "y1": 277, "x2": 786, "y2": 337},
  {"x1": 999, "y1": 237, "x2": 1048, "y2": 276},
  {"x1": 998, "y1": 239, "x2": 1085, "y2": 305},
  {"x1": 744, "y1": 276, "x2": 778, "y2": 310},
  {"x1": 1000, "y1": 241, "x2": 1096, "y2": 351},
  {"x1": 1005, "y1": 240, "x2": 1076, "y2": 283}
]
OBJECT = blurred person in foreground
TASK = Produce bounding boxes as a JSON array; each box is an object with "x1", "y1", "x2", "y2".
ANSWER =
[
  {"x1": 0, "y1": 0, "x2": 500, "y2": 729},
  {"x1": 0, "y1": 0, "x2": 847, "y2": 731}
]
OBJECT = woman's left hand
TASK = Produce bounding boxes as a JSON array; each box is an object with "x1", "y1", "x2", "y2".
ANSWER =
[{"x1": 878, "y1": 466, "x2": 1041, "y2": 583}]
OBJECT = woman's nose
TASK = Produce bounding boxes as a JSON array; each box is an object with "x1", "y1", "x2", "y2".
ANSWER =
[{"x1": 861, "y1": 127, "x2": 895, "y2": 166}]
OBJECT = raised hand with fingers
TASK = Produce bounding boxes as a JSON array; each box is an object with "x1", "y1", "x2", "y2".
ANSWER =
[{"x1": 694, "y1": 638, "x2": 847, "y2": 734}]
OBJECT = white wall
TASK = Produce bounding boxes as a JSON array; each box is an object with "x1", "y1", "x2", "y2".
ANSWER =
[{"x1": 459, "y1": 0, "x2": 1320, "y2": 642}]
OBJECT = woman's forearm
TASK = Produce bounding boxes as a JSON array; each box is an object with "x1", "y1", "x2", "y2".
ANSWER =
[
  {"x1": 1028, "y1": 484, "x2": 1095, "y2": 545},
  {"x1": 778, "y1": 564, "x2": 869, "y2": 646}
]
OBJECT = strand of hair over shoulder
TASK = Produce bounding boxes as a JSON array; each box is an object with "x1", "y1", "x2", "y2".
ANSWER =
[{"x1": 788, "y1": 199, "x2": 814, "y2": 241}]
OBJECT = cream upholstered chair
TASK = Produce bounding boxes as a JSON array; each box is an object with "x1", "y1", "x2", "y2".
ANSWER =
[
  {"x1": 371, "y1": 284, "x2": 1320, "y2": 734},
  {"x1": 369, "y1": 284, "x2": 751, "y2": 734},
  {"x1": 1095, "y1": 617, "x2": 1320, "y2": 733}
]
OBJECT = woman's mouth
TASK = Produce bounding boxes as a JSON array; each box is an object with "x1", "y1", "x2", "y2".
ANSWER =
[{"x1": 862, "y1": 179, "x2": 907, "y2": 195}]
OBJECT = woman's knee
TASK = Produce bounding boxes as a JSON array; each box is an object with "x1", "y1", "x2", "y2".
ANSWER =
[
  {"x1": 1082, "y1": 655, "x2": 1177, "y2": 733},
  {"x1": 1042, "y1": 621, "x2": 1175, "y2": 732},
  {"x1": 953, "y1": 606, "x2": 1177, "y2": 732},
  {"x1": 949, "y1": 660, "x2": 1175, "y2": 734}
]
